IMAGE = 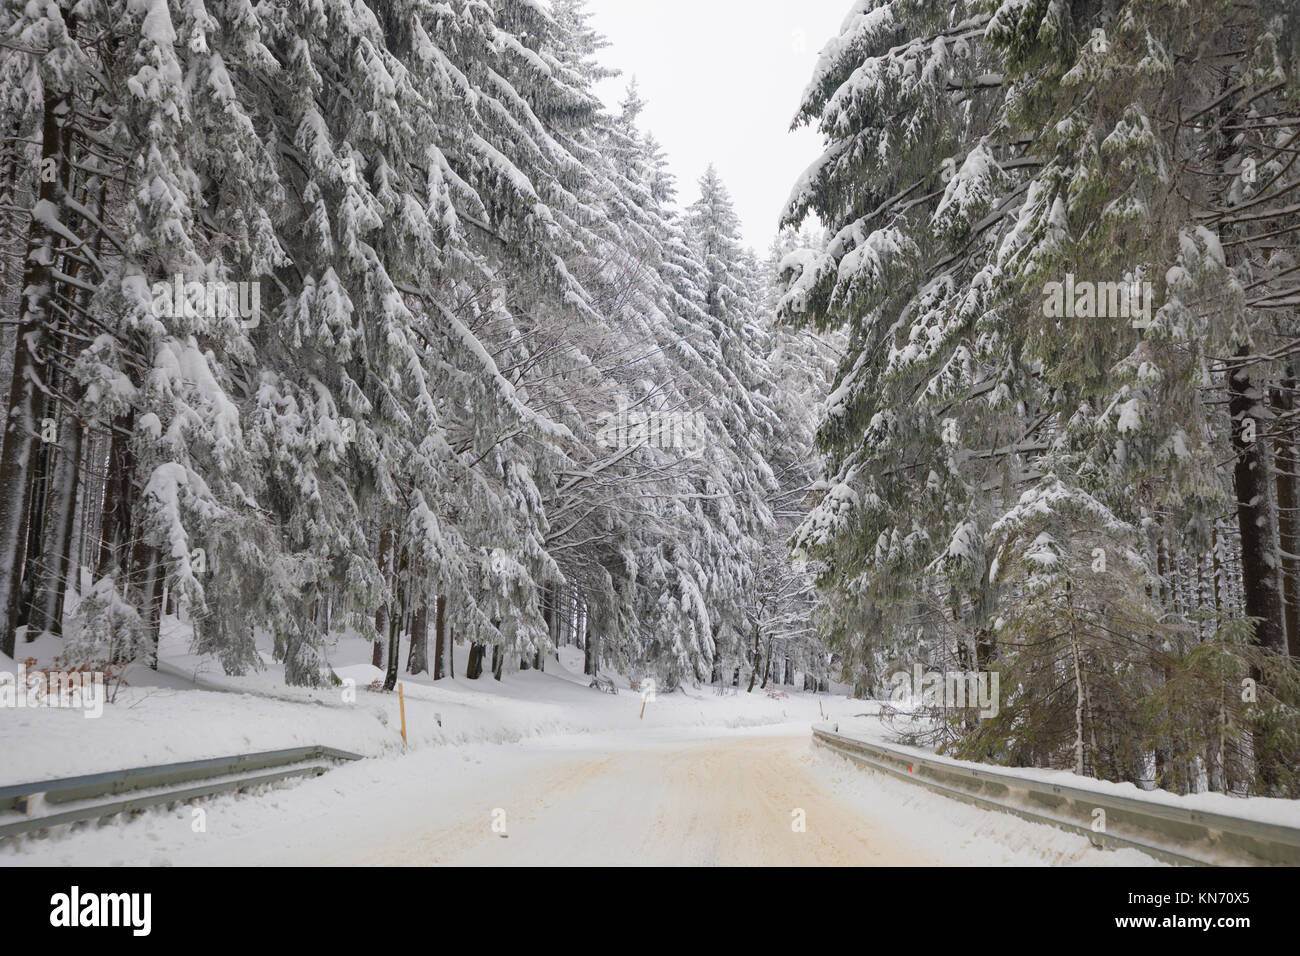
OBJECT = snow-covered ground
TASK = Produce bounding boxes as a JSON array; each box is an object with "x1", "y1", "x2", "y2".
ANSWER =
[
  {"x1": 0, "y1": 619, "x2": 825, "y2": 787},
  {"x1": 0, "y1": 622, "x2": 1291, "y2": 865}
]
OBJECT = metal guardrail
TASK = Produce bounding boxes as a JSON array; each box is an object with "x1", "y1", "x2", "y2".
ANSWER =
[
  {"x1": 812, "y1": 724, "x2": 1300, "y2": 866},
  {"x1": 0, "y1": 745, "x2": 363, "y2": 840}
]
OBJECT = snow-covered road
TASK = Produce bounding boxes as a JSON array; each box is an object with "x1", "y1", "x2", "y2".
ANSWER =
[
  {"x1": 2, "y1": 723, "x2": 1165, "y2": 866},
  {"x1": 360, "y1": 734, "x2": 929, "y2": 866}
]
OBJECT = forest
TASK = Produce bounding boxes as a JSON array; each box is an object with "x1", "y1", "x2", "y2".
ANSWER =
[
  {"x1": 2, "y1": 0, "x2": 1299, "y2": 800},
  {"x1": 0, "y1": 0, "x2": 834, "y2": 701},
  {"x1": 782, "y1": 0, "x2": 1300, "y2": 796}
]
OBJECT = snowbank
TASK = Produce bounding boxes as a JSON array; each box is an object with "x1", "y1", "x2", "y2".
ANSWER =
[
  {"x1": 827, "y1": 713, "x2": 1300, "y2": 830},
  {"x1": 0, "y1": 620, "x2": 829, "y2": 787}
]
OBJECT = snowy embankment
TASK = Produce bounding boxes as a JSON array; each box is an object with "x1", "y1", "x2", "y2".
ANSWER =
[
  {"x1": 826, "y1": 712, "x2": 1300, "y2": 831},
  {"x1": 0, "y1": 619, "x2": 831, "y2": 787}
]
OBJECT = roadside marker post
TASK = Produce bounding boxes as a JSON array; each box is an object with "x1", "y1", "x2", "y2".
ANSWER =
[{"x1": 398, "y1": 682, "x2": 408, "y2": 745}]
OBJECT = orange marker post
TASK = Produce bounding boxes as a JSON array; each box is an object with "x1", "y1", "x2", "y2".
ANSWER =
[{"x1": 398, "y1": 682, "x2": 408, "y2": 745}]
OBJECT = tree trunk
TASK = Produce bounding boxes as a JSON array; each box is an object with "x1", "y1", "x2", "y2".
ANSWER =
[
  {"x1": 747, "y1": 624, "x2": 760, "y2": 692},
  {"x1": 27, "y1": 410, "x2": 82, "y2": 635},
  {"x1": 1272, "y1": 374, "x2": 1300, "y2": 657},
  {"x1": 544, "y1": 583, "x2": 558, "y2": 666},
  {"x1": 466, "y1": 642, "x2": 485, "y2": 680},
  {"x1": 1230, "y1": 351, "x2": 1289, "y2": 793},
  {"x1": 709, "y1": 624, "x2": 722, "y2": 684},
  {"x1": 27, "y1": 164, "x2": 101, "y2": 634},
  {"x1": 1229, "y1": 352, "x2": 1287, "y2": 654},
  {"x1": 373, "y1": 525, "x2": 392, "y2": 669},
  {"x1": 145, "y1": 552, "x2": 165, "y2": 669},
  {"x1": 17, "y1": 388, "x2": 55, "y2": 631},
  {"x1": 97, "y1": 413, "x2": 135, "y2": 580},
  {"x1": 433, "y1": 595, "x2": 446, "y2": 680},
  {"x1": 1066, "y1": 580, "x2": 1086, "y2": 777},
  {"x1": 407, "y1": 598, "x2": 429, "y2": 675},
  {"x1": 382, "y1": 545, "x2": 407, "y2": 692},
  {"x1": 0, "y1": 85, "x2": 72, "y2": 656},
  {"x1": 124, "y1": 531, "x2": 165, "y2": 666}
]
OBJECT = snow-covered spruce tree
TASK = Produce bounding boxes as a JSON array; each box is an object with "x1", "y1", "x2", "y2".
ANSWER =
[
  {"x1": 0, "y1": 0, "x2": 570, "y2": 682},
  {"x1": 682, "y1": 167, "x2": 778, "y2": 686},
  {"x1": 0, "y1": 0, "x2": 94, "y2": 656},
  {"x1": 783, "y1": 0, "x2": 1300, "y2": 792},
  {"x1": 0, "y1": 0, "x2": 259, "y2": 671},
  {"x1": 486, "y1": 4, "x2": 787, "y2": 691},
  {"x1": 781, "y1": 0, "x2": 1060, "y2": 707},
  {"x1": 979, "y1": 0, "x2": 1300, "y2": 793},
  {"x1": 753, "y1": 227, "x2": 839, "y2": 692}
]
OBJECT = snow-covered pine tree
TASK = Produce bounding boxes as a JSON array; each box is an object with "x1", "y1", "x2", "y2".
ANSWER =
[{"x1": 784, "y1": 0, "x2": 1300, "y2": 794}]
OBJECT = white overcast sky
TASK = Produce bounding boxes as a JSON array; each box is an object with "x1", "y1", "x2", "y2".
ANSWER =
[{"x1": 583, "y1": 0, "x2": 851, "y2": 252}]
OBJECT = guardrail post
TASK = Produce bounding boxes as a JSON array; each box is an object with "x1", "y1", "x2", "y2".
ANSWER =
[{"x1": 16, "y1": 793, "x2": 44, "y2": 816}]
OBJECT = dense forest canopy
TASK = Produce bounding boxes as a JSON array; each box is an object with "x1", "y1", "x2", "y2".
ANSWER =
[
  {"x1": 0, "y1": 0, "x2": 832, "y2": 696},
  {"x1": 779, "y1": 0, "x2": 1300, "y2": 795},
  {"x1": 2, "y1": 0, "x2": 1299, "y2": 800}
]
